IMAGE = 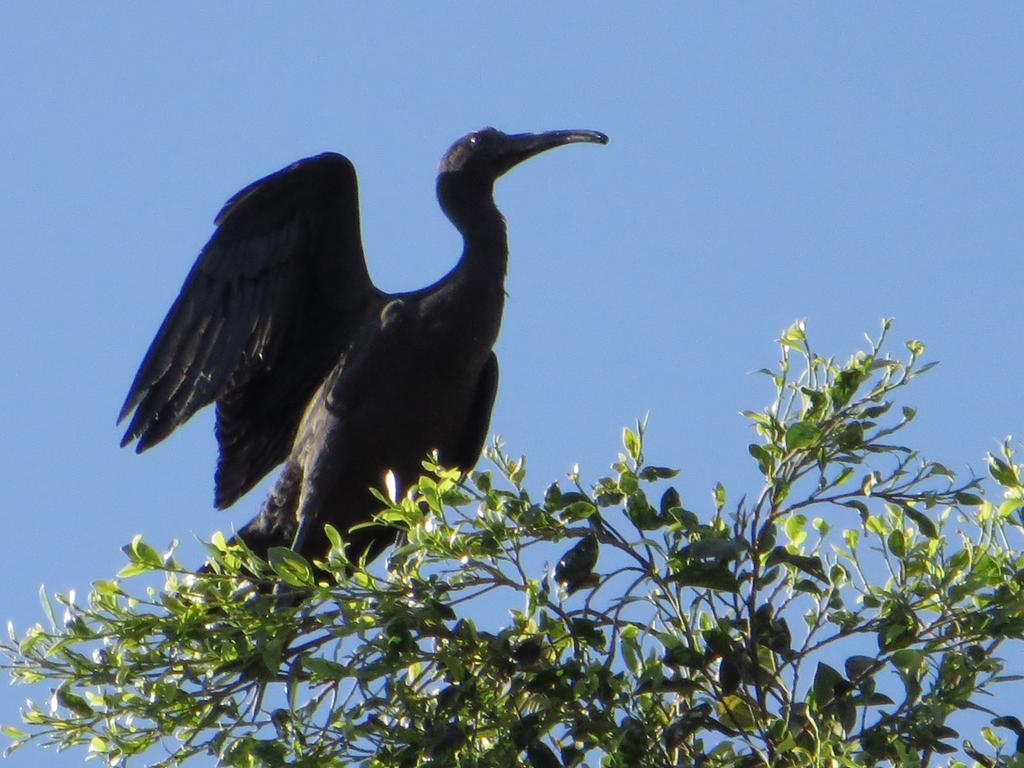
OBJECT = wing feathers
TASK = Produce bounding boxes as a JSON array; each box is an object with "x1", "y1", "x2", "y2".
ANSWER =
[{"x1": 119, "y1": 153, "x2": 372, "y2": 503}]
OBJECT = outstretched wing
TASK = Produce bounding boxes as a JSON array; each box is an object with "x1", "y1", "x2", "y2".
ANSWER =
[{"x1": 119, "y1": 153, "x2": 378, "y2": 507}]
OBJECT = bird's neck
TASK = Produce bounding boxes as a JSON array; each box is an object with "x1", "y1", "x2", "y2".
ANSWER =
[
  {"x1": 445, "y1": 202, "x2": 508, "y2": 346},
  {"x1": 429, "y1": 178, "x2": 509, "y2": 353},
  {"x1": 439, "y1": 176, "x2": 509, "y2": 300},
  {"x1": 457, "y1": 203, "x2": 508, "y2": 287}
]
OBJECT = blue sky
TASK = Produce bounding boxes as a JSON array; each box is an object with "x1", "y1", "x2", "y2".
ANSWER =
[{"x1": 1, "y1": 5, "x2": 1022, "y2": 766}]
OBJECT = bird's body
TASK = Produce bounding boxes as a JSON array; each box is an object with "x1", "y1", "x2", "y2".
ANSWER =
[
  {"x1": 119, "y1": 128, "x2": 607, "y2": 563},
  {"x1": 241, "y1": 285, "x2": 504, "y2": 561}
]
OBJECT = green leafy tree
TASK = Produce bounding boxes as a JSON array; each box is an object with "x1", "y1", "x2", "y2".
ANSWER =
[{"x1": 5, "y1": 320, "x2": 1024, "y2": 767}]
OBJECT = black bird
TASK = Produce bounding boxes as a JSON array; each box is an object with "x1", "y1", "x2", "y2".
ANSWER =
[{"x1": 119, "y1": 127, "x2": 608, "y2": 563}]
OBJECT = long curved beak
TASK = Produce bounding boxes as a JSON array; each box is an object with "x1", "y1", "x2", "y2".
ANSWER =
[{"x1": 497, "y1": 129, "x2": 609, "y2": 175}]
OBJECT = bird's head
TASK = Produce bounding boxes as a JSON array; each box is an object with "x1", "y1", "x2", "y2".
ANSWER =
[
  {"x1": 436, "y1": 127, "x2": 607, "y2": 230},
  {"x1": 438, "y1": 127, "x2": 608, "y2": 187}
]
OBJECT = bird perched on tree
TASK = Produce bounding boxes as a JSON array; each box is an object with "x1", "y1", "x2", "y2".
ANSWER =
[{"x1": 119, "y1": 127, "x2": 608, "y2": 564}]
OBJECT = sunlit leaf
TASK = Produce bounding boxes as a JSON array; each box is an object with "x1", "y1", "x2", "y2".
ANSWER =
[
  {"x1": 267, "y1": 548, "x2": 313, "y2": 587},
  {"x1": 622, "y1": 426, "x2": 641, "y2": 462},
  {"x1": 713, "y1": 482, "x2": 726, "y2": 512},
  {"x1": 1, "y1": 725, "x2": 26, "y2": 740},
  {"x1": 717, "y1": 695, "x2": 757, "y2": 731},
  {"x1": 989, "y1": 456, "x2": 1020, "y2": 487}
]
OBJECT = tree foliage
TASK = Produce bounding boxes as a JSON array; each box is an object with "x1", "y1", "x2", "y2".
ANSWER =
[{"x1": 5, "y1": 320, "x2": 1024, "y2": 767}]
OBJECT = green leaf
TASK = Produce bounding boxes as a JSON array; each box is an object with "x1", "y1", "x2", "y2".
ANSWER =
[
  {"x1": 785, "y1": 421, "x2": 821, "y2": 450},
  {"x1": 620, "y1": 625, "x2": 641, "y2": 673},
  {"x1": 659, "y1": 486, "x2": 680, "y2": 516},
  {"x1": 836, "y1": 421, "x2": 865, "y2": 451},
  {"x1": 861, "y1": 402, "x2": 892, "y2": 419},
  {"x1": 748, "y1": 443, "x2": 774, "y2": 475},
  {"x1": 561, "y1": 499, "x2": 597, "y2": 522},
  {"x1": 471, "y1": 470, "x2": 491, "y2": 492},
  {"x1": 323, "y1": 524, "x2": 343, "y2": 553},
  {"x1": 622, "y1": 426, "x2": 641, "y2": 462},
  {"x1": 925, "y1": 461, "x2": 953, "y2": 479},
  {"x1": 862, "y1": 692, "x2": 895, "y2": 706},
  {"x1": 668, "y1": 506, "x2": 700, "y2": 531},
  {"x1": 618, "y1": 470, "x2": 640, "y2": 494},
  {"x1": 116, "y1": 561, "x2": 151, "y2": 578},
  {"x1": 780, "y1": 320, "x2": 807, "y2": 346},
  {"x1": 756, "y1": 522, "x2": 777, "y2": 552},
  {"x1": 989, "y1": 456, "x2": 1020, "y2": 487},
  {"x1": 429, "y1": 599, "x2": 456, "y2": 622},
  {"x1": 302, "y1": 657, "x2": 348, "y2": 680},
  {"x1": 570, "y1": 618, "x2": 605, "y2": 649},
  {"x1": 861, "y1": 472, "x2": 877, "y2": 496},
  {"x1": 793, "y1": 578, "x2": 823, "y2": 595},
  {"x1": 681, "y1": 538, "x2": 745, "y2": 563},
  {"x1": 878, "y1": 606, "x2": 919, "y2": 652},
  {"x1": 91, "y1": 580, "x2": 121, "y2": 597},
  {"x1": 887, "y1": 529, "x2": 906, "y2": 558},
  {"x1": 55, "y1": 686, "x2": 93, "y2": 717},
  {"x1": 625, "y1": 493, "x2": 661, "y2": 530},
  {"x1": 830, "y1": 368, "x2": 866, "y2": 408},
  {"x1": 544, "y1": 482, "x2": 562, "y2": 507},
  {"x1": 718, "y1": 694, "x2": 757, "y2": 731},
  {"x1": 2, "y1": 724, "x2": 27, "y2": 740},
  {"x1": 267, "y1": 548, "x2": 314, "y2": 587},
  {"x1": 418, "y1": 476, "x2": 442, "y2": 512},
  {"x1": 804, "y1": 388, "x2": 829, "y2": 420},
  {"x1": 891, "y1": 649, "x2": 924, "y2": 672},
  {"x1": 841, "y1": 500, "x2": 870, "y2": 523},
  {"x1": 640, "y1": 465, "x2": 679, "y2": 481},
  {"x1": 784, "y1": 514, "x2": 806, "y2": 542},
  {"x1": 788, "y1": 553, "x2": 827, "y2": 582},
  {"x1": 712, "y1": 482, "x2": 726, "y2": 512},
  {"x1": 718, "y1": 657, "x2": 740, "y2": 693},
  {"x1": 662, "y1": 644, "x2": 704, "y2": 669},
  {"x1": 812, "y1": 662, "x2": 846, "y2": 708},
  {"x1": 121, "y1": 535, "x2": 162, "y2": 572},
  {"x1": 554, "y1": 534, "x2": 599, "y2": 595},
  {"x1": 900, "y1": 503, "x2": 938, "y2": 539},
  {"x1": 865, "y1": 514, "x2": 886, "y2": 535},
  {"x1": 666, "y1": 562, "x2": 739, "y2": 592},
  {"x1": 38, "y1": 586, "x2": 56, "y2": 631},
  {"x1": 664, "y1": 706, "x2": 711, "y2": 748},
  {"x1": 844, "y1": 655, "x2": 877, "y2": 682},
  {"x1": 992, "y1": 716, "x2": 1024, "y2": 735},
  {"x1": 955, "y1": 492, "x2": 984, "y2": 506}
]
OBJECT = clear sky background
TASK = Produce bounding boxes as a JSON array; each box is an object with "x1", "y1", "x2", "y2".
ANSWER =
[{"x1": 1, "y1": 5, "x2": 1022, "y2": 766}]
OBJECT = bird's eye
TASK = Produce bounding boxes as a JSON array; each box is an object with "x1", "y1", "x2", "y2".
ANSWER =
[{"x1": 468, "y1": 135, "x2": 479, "y2": 146}]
